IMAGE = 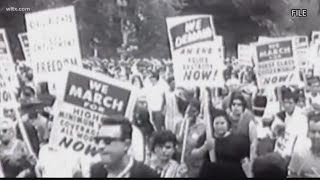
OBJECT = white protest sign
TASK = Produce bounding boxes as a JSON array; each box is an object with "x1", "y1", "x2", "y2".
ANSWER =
[
  {"x1": 25, "y1": 6, "x2": 82, "y2": 86},
  {"x1": 18, "y1": 33, "x2": 32, "y2": 62},
  {"x1": 0, "y1": 29, "x2": 13, "y2": 62},
  {"x1": 253, "y1": 38, "x2": 300, "y2": 89},
  {"x1": 49, "y1": 67, "x2": 138, "y2": 158},
  {"x1": 0, "y1": 29, "x2": 19, "y2": 108},
  {"x1": 215, "y1": 36, "x2": 224, "y2": 59},
  {"x1": 311, "y1": 31, "x2": 320, "y2": 75},
  {"x1": 309, "y1": 32, "x2": 320, "y2": 76},
  {"x1": 311, "y1": 31, "x2": 320, "y2": 45},
  {"x1": 238, "y1": 44, "x2": 253, "y2": 67},
  {"x1": 0, "y1": 29, "x2": 18, "y2": 86},
  {"x1": 294, "y1": 36, "x2": 309, "y2": 73},
  {"x1": 274, "y1": 132, "x2": 298, "y2": 158},
  {"x1": 166, "y1": 15, "x2": 224, "y2": 87},
  {"x1": 258, "y1": 36, "x2": 275, "y2": 43}
]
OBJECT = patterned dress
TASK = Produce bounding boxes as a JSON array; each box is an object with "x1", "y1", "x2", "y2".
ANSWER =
[
  {"x1": 147, "y1": 155, "x2": 187, "y2": 178},
  {"x1": 175, "y1": 119, "x2": 206, "y2": 177}
]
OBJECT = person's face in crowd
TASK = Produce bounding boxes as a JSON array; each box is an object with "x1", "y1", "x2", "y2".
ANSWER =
[
  {"x1": 136, "y1": 100, "x2": 147, "y2": 109},
  {"x1": 168, "y1": 80, "x2": 175, "y2": 91},
  {"x1": 297, "y1": 97, "x2": 306, "y2": 108},
  {"x1": 283, "y1": 98, "x2": 296, "y2": 115},
  {"x1": 231, "y1": 99, "x2": 244, "y2": 116},
  {"x1": 150, "y1": 77, "x2": 158, "y2": 86},
  {"x1": 0, "y1": 126, "x2": 14, "y2": 143},
  {"x1": 310, "y1": 82, "x2": 320, "y2": 96},
  {"x1": 132, "y1": 77, "x2": 142, "y2": 88},
  {"x1": 213, "y1": 116, "x2": 229, "y2": 137},
  {"x1": 159, "y1": 69, "x2": 166, "y2": 79},
  {"x1": 26, "y1": 70, "x2": 33, "y2": 82},
  {"x1": 95, "y1": 126, "x2": 130, "y2": 168},
  {"x1": 154, "y1": 141, "x2": 175, "y2": 162},
  {"x1": 47, "y1": 121, "x2": 53, "y2": 135},
  {"x1": 221, "y1": 87, "x2": 229, "y2": 97},
  {"x1": 309, "y1": 119, "x2": 320, "y2": 152},
  {"x1": 306, "y1": 69, "x2": 313, "y2": 78},
  {"x1": 186, "y1": 104, "x2": 199, "y2": 120},
  {"x1": 3, "y1": 109, "x2": 16, "y2": 120}
]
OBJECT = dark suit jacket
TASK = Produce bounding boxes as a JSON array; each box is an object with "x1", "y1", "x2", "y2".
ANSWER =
[
  {"x1": 276, "y1": 111, "x2": 286, "y2": 122},
  {"x1": 90, "y1": 160, "x2": 159, "y2": 178},
  {"x1": 16, "y1": 121, "x2": 40, "y2": 156}
]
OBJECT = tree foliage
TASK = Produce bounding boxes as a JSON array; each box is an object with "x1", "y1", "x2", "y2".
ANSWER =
[{"x1": 1, "y1": 0, "x2": 320, "y2": 61}]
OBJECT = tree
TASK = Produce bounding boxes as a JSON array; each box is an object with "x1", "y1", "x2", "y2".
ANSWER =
[{"x1": 1, "y1": 0, "x2": 320, "y2": 61}]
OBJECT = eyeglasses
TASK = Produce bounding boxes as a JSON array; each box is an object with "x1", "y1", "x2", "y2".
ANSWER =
[{"x1": 94, "y1": 137, "x2": 123, "y2": 145}]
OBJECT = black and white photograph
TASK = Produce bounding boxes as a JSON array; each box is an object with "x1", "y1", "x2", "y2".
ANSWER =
[{"x1": 0, "y1": 0, "x2": 320, "y2": 178}]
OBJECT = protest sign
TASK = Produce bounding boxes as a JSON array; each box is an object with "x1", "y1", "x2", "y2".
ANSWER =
[
  {"x1": 238, "y1": 44, "x2": 253, "y2": 67},
  {"x1": 294, "y1": 36, "x2": 309, "y2": 73},
  {"x1": 0, "y1": 29, "x2": 12, "y2": 62},
  {"x1": 311, "y1": 31, "x2": 320, "y2": 44},
  {"x1": 25, "y1": 6, "x2": 82, "y2": 88},
  {"x1": 215, "y1": 36, "x2": 224, "y2": 60},
  {"x1": 311, "y1": 31, "x2": 320, "y2": 75},
  {"x1": 274, "y1": 132, "x2": 298, "y2": 158},
  {"x1": 310, "y1": 33, "x2": 320, "y2": 76},
  {"x1": 18, "y1": 33, "x2": 32, "y2": 62},
  {"x1": 253, "y1": 38, "x2": 300, "y2": 89},
  {"x1": 0, "y1": 29, "x2": 34, "y2": 157},
  {"x1": 49, "y1": 68, "x2": 138, "y2": 157},
  {"x1": 258, "y1": 36, "x2": 275, "y2": 43},
  {"x1": 166, "y1": 15, "x2": 224, "y2": 87},
  {"x1": 0, "y1": 29, "x2": 19, "y2": 107},
  {"x1": 0, "y1": 29, "x2": 18, "y2": 85}
]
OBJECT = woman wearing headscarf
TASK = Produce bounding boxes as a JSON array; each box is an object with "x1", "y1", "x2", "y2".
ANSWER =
[{"x1": 191, "y1": 110, "x2": 250, "y2": 178}]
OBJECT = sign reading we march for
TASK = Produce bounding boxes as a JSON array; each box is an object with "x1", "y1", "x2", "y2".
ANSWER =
[
  {"x1": 49, "y1": 68, "x2": 137, "y2": 157},
  {"x1": 166, "y1": 15, "x2": 224, "y2": 87},
  {"x1": 253, "y1": 38, "x2": 300, "y2": 89},
  {"x1": 25, "y1": 6, "x2": 82, "y2": 85}
]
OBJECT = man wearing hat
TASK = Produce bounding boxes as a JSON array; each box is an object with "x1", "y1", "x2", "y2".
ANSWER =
[
  {"x1": 250, "y1": 94, "x2": 291, "y2": 154},
  {"x1": 90, "y1": 116, "x2": 159, "y2": 178}
]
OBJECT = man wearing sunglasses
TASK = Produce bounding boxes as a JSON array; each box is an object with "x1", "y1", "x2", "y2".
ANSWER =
[{"x1": 90, "y1": 116, "x2": 159, "y2": 178}]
